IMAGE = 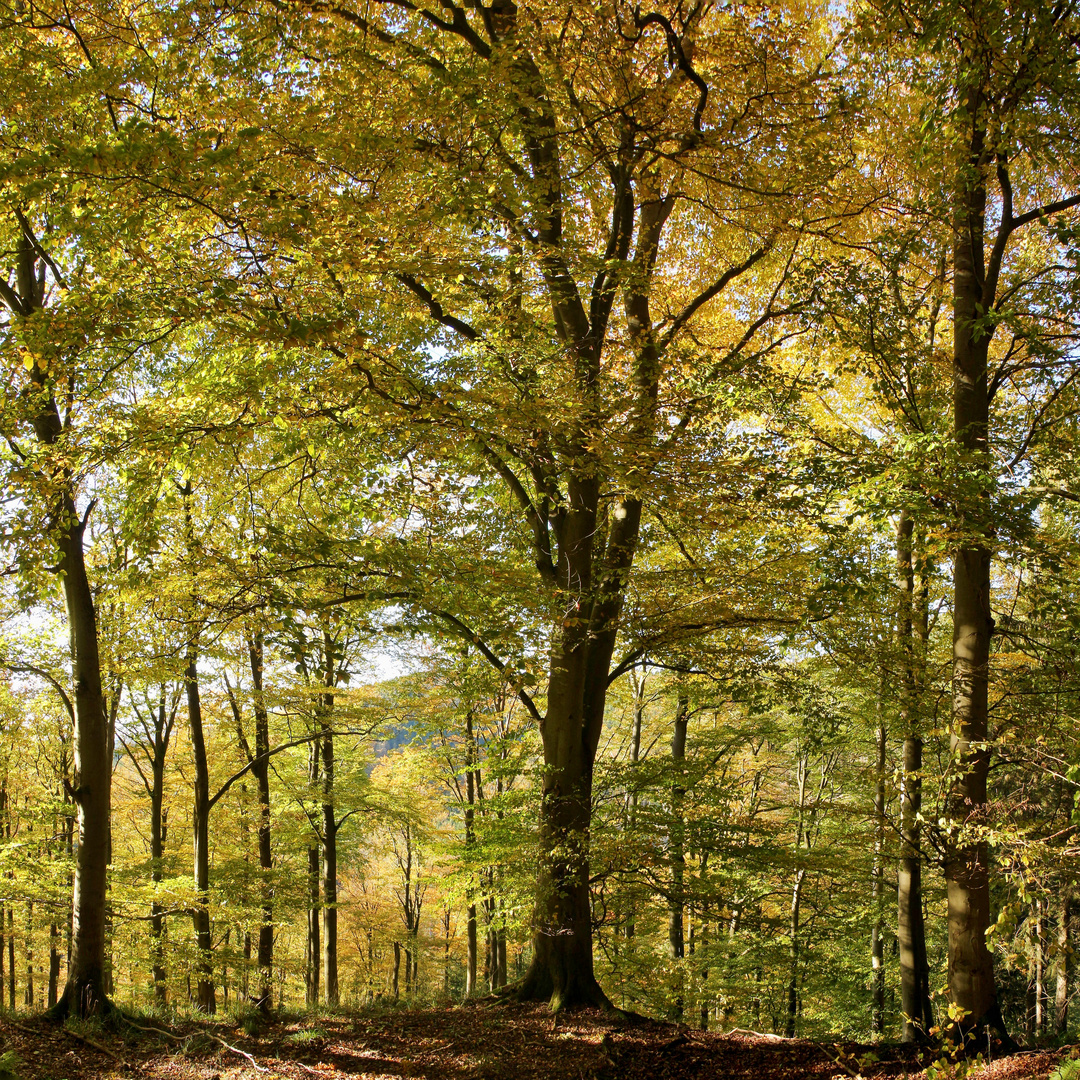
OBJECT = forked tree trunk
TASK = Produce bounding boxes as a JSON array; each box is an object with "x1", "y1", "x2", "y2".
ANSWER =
[
  {"x1": 149, "y1": 685, "x2": 173, "y2": 1004},
  {"x1": 182, "y1": 484, "x2": 216, "y2": 1014}
]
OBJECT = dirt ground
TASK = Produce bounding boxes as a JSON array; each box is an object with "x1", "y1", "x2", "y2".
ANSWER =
[{"x1": 0, "y1": 1005, "x2": 1072, "y2": 1080}]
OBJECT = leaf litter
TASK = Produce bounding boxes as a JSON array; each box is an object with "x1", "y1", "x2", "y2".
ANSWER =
[{"x1": 0, "y1": 1005, "x2": 1071, "y2": 1080}]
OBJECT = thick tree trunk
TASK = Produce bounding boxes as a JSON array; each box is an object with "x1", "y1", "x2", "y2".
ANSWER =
[
  {"x1": 947, "y1": 113, "x2": 1001, "y2": 1036},
  {"x1": 54, "y1": 486, "x2": 111, "y2": 1019},
  {"x1": 515, "y1": 482, "x2": 629, "y2": 1011},
  {"x1": 8, "y1": 219, "x2": 110, "y2": 1020},
  {"x1": 392, "y1": 941, "x2": 400, "y2": 1000},
  {"x1": 516, "y1": 627, "x2": 607, "y2": 1010}
]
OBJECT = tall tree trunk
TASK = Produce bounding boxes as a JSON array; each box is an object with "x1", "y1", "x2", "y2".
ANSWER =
[
  {"x1": 24, "y1": 900, "x2": 32, "y2": 1009},
  {"x1": 1034, "y1": 900, "x2": 1046, "y2": 1034},
  {"x1": 946, "y1": 82, "x2": 1002, "y2": 1040},
  {"x1": 1056, "y1": 895, "x2": 1071, "y2": 1036},
  {"x1": 497, "y1": 920, "x2": 507, "y2": 989},
  {"x1": 626, "y1": 670, "x2": 645, "y2": 941},
  {"x1": 871, "y1": 706, "x2": 887, "y2": 1036},
  {"x1": 150, "y1": 686, "x2": 172, "y2": 1004},
  {"x1": 186, "y1": 643, "x2": 215, "y2": 1014},
  {"x1": 248, "y1": 633, "x2": 274, "y2": 1012},
  {"x1": 897, "y1": 511, "x2": 933, "y2": 1040},
  {"x1": 306, "y1": 739, "x2": 320, "y2": 1007},
  {"x1": 0, "y1": 785, "x2": 5, "y2": 1008},
  {"x1": 182, "y1": 484, "x2": 216, "y2": 1014},
  {"x1": 443, "y1": 909, "x2": 451, "y2": 994},
  {"x1": 392, "y1": 940, "x2": 400, "y2": 1001},
  {"x1": 669, "y1": 695, "x2": 689, "y2": 1021},
  {"x1": 4, "y1": 218, "x2": 112, "y2": 1019},
  {"x1": 464, "y1": 712, "x2": 479, "y2": 997},
  {"x1": 320, "y1": 630, "x2": 338, "y2": 1008}
]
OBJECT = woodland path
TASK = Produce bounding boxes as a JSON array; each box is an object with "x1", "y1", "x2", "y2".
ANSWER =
[{"x1": 0, "y1": 1005, "x2": 1069, "y2": 1080}]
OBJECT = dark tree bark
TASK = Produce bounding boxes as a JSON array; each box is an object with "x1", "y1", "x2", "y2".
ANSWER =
[
  {"x1": 668, "y1": 695, "x2": 689, "y2": 1021},
  {"x1": 247, "y1": 632, "x2": 275, "y2": 1012},
  {"x1": 897, "y1": 511, "x2": 933, "y2": 1041},
  {"x1": 124, "y1": 684, "x2": 176, "y2": 1004},
  {"x1": 186, "y1": 642, "x2": 216, "y2": 1014},
  {"x1": 306, "y1": 734, "x2": 320, "y2": 1007},
  {"x1": 319, "y1": 629, "x2": 338, "y2": 1007},
  {"x1": 625, "y1": 669, "x2": 645, "y2": 941},
  {"x1": 871, "y1": 712, "x2": 887, "y2": 1036},
  {"x1": 464, "y1": 712, "x2": 479, "y2": 997},
  {"x1": 181, "y1": 483, "x2": 216, "y2": 1014},
  {"x1": 2, "y1": 228, "x2": 112, "y2": 1020},
  {"x1": 945, "y1": 85, "x2": 1002, "y2": 1040}
]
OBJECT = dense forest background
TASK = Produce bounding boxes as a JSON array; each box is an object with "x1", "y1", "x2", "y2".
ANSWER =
[{"x1": 0, "y1": 0, "x2": 1079, "y2": 1047}]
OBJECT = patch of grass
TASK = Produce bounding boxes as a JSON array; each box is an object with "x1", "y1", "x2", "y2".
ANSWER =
[
  {"x1": 228, "y1": 1003, "x2": 264, "y2": 1038},
  {"x1": 285, "y1": 1026, "x2": 328, "y2": 1046}
]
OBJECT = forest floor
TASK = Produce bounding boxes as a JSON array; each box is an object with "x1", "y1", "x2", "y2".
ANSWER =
[{"x1": 0, "y1": 1004, "x2": 1073, "y2": 1080}]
